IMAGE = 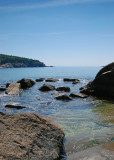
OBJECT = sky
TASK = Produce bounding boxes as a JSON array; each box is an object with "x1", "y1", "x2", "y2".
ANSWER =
[{"x1": 0, "y1": 0, "x2": 114, "y2": 66}]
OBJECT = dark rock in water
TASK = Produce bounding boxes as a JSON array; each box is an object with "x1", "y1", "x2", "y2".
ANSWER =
[
  {"x1": 0, "y1": 112, "x2": 5, "y2": 115},
  {"x1": 51, "y1": 91, "x2": 64, "y2": 96},
  {"x1": 55, "y1": 93, "x2": 72, "y2": 101},
  {"x1": 72, "y1": 80, "x2": 80, "y2": 84},
  {"x1": 0, "y1": 113, "x2": 65, "y2": 160},
  {"x1": 39, "y1": 84, "x2": 55, "y2": 91},
  {"x1": 17, "y1": 78, "x2": 35, "y2": 89},
  {"x1": 70, "y1": 92, "x2": 88, "y2": 98},
  {"x1": 6, "y1": 83, "x2": 11, "y2": 88},
  {"x1": 36, "y1": 78, "x2": 44, "y2": 82},
  {"x1": 63, "y1": 78, "x2": 80, "y2": 82},
  {"x1": 5, "y1": 83, "x2": 20, "y2": 95},
  {"x1": 0, "y1": 87, "x2": 6, "y2": 91},
  {"x1": 5, "y1": 104, "x2": 26, "y2": 109},
  {"x1": 56, "y1": 86, "x2": 70, "y2": 92},
  {"x1": 45, "y1": 78, "x2": 58, "y2": 82},
  {"x1": 80, "y1": 62, "x2": 114, "y2": 99}
]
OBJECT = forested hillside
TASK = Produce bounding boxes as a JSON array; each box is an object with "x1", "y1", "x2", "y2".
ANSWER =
[{"x1": 0, "y1": 54, "x2": 46, "y2": 68}]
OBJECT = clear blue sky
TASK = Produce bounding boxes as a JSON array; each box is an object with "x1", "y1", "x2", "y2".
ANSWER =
[{"x1": 0, "y1": 0, "x2": 114, "y2": 66}]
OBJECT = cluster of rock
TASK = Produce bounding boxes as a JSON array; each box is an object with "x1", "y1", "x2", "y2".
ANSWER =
[
  {"x1": 38, "y1": 84, "x2": 87, "y2": 100},
  {"x1": 36, "y1": 78, "x2": 79, "y2": 84},
  {"x1": 1, "y1": 62, "x2": 114, "y2": 103},
  {"x1": 0, "y1": 112, "x2": 65, "y2": 160},
  {"x1": 0, "y1": 79, "x2": 68, "y2": 159},
  {"x1": 0, "y1": 62, "x2": 114, "y2": 159},
  {"x1": 0, "y1": 77, "x2": 82, "y2": 103},
  {"x1": 80, "y1": 62, "x2": 114, "y2": 99}
]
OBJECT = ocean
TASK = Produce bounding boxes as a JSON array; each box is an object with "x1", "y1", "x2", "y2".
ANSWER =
[{"x1": 0, "y1": 67, "x2": 114, "y2": 157}]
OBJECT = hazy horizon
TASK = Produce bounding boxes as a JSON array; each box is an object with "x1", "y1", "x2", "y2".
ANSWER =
[{"x1": 0, "y1": 0, "x2": 114, "y2": 66}]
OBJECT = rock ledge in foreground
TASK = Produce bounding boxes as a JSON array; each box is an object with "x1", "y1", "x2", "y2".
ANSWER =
[{"x1": 0, "y1": 112, "x2": 65, "y2": 160}]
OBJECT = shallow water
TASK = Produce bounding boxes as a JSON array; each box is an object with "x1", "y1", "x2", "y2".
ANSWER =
[{"x1": 0, "y1": 67, "x2": 114, "y2": 157}]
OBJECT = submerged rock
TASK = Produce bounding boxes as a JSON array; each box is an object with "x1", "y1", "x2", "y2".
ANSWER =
[
  {"x1": 55, "y1": 93, "x2": 72, "y2": 101},
  {"x1": 45, "y1": 78, "x2": 58, "y2": 82},
  {"x1": 36, "y1": 78, "x2": 44, "y2": 82},
  {"x1": 17, "y1": 78, "x2": 35, "y2": 89},
  {"x1": 5, "y1": 104, "x2": 26, "y2": 109},
  {"x1": 0, "y1": 112, "x2": 65, "y2": 160},
  {"x1": 56, "y1": 86, "x2": 70, "y2": 92},
  {"x1": 68, "y1": 142, "x2": 114, "y2": 160},
  {"x1": 80, "y1": 62, "x2": 114, "y2": 99},
  {"x1": 39, "y1": 84, "x2": 55, "y2": 91},
  {"x1": 70, "y1": 92, "x2": 88, "y2": 98},
  {"x1": 5, "y1": 83, "x2": 20, "y2": 95}
]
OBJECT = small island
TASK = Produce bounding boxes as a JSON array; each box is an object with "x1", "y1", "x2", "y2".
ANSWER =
[{"x1": 0, "y1": 54, "x2": 46, "y2": 68}]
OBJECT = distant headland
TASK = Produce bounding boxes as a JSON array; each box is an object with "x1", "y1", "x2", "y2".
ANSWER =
[{"x1": 0, "y1": 54, "x2": 46, "y2": 68}]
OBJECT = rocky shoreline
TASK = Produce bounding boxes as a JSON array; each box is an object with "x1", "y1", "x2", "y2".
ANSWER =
[{"x1": 0, "y1": 62, "x2": 114, "y2": 159}]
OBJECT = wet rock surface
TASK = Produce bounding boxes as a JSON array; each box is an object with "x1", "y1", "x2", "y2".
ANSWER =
[
  {"x1": 56, "y1": 86, "x2": 70, "y2": 92},
  {"x1": 17, "y1": 78, "x2": 35, "y2": 89},
  {"x1": 5, "y1": 104, "x2": 26, "y2": 109},
  {"x1": 63, "y1": 78, "x2": 80, "y2": 82},
  {"x1": 6, "y1": 83, "x2": 11, "y2": 88},
  {"x1": 0, "y1": 87, "x2": 6, "y2": 91},
  {"x1": 45, "y1": 78, "x2": 58, "y2": 82},
  {"x1": 70, "y1": 92, "x2": 88, "y2": 98},
  {"x1": 36, "y1": 78, "x2": 44, "y2": 82},
  {"x1": 80, "y1": 62, "x2": 114, "y2": 99},
  {"x1": 72, "y1": 80, "x2": 80, "y2": 84},
  {"x1": 39, "y1": 84, "x2": 55, "y2": 91},
  {"x1": 0, "y1": 112, "x2": 65, "y2": 160},
  {"x1": 5, "y1": 83, "x2": 20, "y2": 95},
  {"x1": 55, "y1": 93, "x2": 72, "y2": 101}
]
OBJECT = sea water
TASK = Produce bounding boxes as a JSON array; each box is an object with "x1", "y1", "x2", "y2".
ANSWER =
[{"x1": 0, "y1": 67, "x2": 114, "y2": 156}]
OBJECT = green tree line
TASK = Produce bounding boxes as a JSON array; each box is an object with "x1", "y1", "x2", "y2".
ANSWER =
[{"x1": 0, "y1": 54, "x2": 46, "y2": 67}]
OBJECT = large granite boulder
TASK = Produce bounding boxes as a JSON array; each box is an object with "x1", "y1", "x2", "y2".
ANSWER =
[
  {"x1": 0, "y1": 112, "x2": 65, "y2": 160},
  {"x1": 95, "y1": 62, "x2": 114, "y2": 78},
  {"x1": 39, "y1": 84, "x2": 55, "y2": 91},
  {"x1": 80, "y1": 62, "x2": 114, "y2": 99},
  {"x1": 17, "y1": 79, "x2": 35, "y2": 89},
  {"x1": 5, "y1": 83, "x2": 20, "y2": 95}
]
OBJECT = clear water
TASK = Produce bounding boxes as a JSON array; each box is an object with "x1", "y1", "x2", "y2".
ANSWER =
[{"x1": 0, "y1": 67, "x2": 114, "y2": 155}]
